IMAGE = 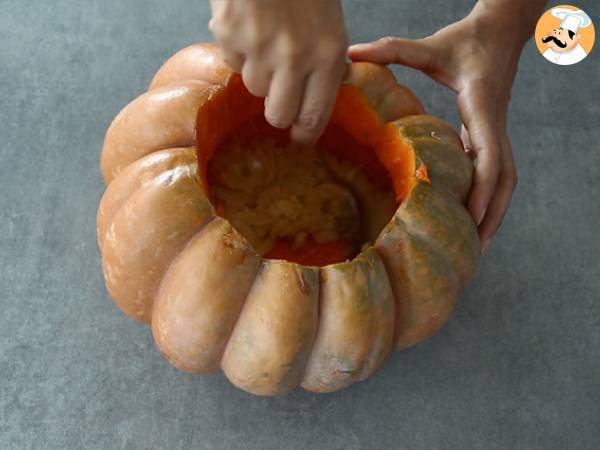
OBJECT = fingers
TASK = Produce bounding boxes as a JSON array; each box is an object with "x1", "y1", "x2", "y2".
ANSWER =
[
  {"x1": 241, "y1": 61, "x2": 272, "y2": 97},
  {"x1": 222, "y1": 50, "x2": 244, "y2": 72},
  {"x1": 457, "y1": 86, "x2": 502, "y2": 229},
  {"x1": 460, "y1": 84, "x2": 518, "y2": 253},
  {"x1": 264, "y1": 69, "x2": 306, "y2": 129},
  {"x1": 477, "y1": 131, "x2": 517, "y2": 252},
  {"x1": 208, "y1": 0, "x2": 349, "y2": 143},
  {"x1": 460, "y1": 124, "x2": 473, "y2": 155},
  {"x1": 469, "y1": 141, "x2": 501, "y2": 231},
  {"x1": 236, "y1": 53, "x2": 346, "y2": 143},
  {"x1": 290, "y1": 66, "x2": 346, "y2": 144},
  {"x1": 348, "y1": 36, "x2": 434, "y2": 70}
]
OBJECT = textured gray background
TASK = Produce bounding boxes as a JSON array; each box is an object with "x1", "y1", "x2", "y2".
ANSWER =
[{"x1": 1, "y1": 0, "x2": 599, "y2": 449}]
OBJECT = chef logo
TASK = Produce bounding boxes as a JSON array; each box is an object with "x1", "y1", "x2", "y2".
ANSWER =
[{"x1": 535, "y1": 5, "x2": 595, "y2": 66}]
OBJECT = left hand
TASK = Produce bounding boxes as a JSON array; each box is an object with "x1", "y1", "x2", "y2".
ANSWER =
[{"x1": 349, "y1": 6, "x2": 531, "y2": 252}]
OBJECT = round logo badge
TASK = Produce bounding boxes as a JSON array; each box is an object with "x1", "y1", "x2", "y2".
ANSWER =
[{"x1": 535, "y1": 5, "x2": 595, "y2": 65}]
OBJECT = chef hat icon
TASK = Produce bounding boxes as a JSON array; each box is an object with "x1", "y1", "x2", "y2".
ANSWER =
[{"x1": 551, "y1": 8, "x2": 592, "y2": 33}]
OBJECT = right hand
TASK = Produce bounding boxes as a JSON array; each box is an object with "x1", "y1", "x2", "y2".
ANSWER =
[{"x1": 209, "y1": 0, "x2": 349, "y2": 144}]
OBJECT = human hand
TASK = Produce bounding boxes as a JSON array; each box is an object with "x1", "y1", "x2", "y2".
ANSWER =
[
  {"x1": 209, "y1": 0, "x2": 348, "y2": 144},
  {"x1": 348, "y1": 3, "x2": 537, "y2": 252}
]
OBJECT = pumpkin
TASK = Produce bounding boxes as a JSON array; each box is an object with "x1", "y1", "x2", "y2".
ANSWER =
[{"x1": 97, "y1": 43, "x2": 479, "y2": 396}]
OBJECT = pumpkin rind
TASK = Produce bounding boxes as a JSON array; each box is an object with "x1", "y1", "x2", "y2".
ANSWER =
[
  {"x1": 152, "y1": 217, "x2": 261, "y2": 373},
  {"x1": 97, "y1": 146, "x2": 197, "y2": 249},
  {"x1": 397, "y1": 182, "x2": 479, "y2": 286},
  {"x1": 101, "y1": 80, "x2": 215, "y2": 183},
  {"x1": 97, "y1": 42, "x2": 480, "y2": 395},
  {"x1": 392, "y1": 115, "x2": 473, "y2": 203},
  {"x1": 221, "y1": 261, "x2": 320, "y2": 396},
  {"x1": 375, "y1": 217, "x2": 461, "y2": 351},
  {"x1": 149, "y1": 43, "x2": 232, "y2": 90},
  {"x1": 301, "y1": 248, "x2": 395, "y2": 393},
  {"x1": 344, "y1": 62, "x2": 425, "y2": 121},
  {"x1": 101, "y1": 164, "x2": 214, "y2": 323},
  {"x1": 372, "y1": 127, "x2": 478, "y2": 350}
]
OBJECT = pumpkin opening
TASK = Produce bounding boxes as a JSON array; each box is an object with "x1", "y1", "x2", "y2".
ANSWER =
[{"x1": 196, "y1": 75, "x2": 418, "y2": 266}]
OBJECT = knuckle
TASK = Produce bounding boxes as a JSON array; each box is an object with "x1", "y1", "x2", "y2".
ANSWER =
[
  {"x1": 208, "y1": 17, "x2": 222, "y2": 33},
  {"x1": 380, "y1": 36, "x2": 399, "y2": 47},
  {"x1": 278, "y1": 40, "x2": 310, "y2": 68},
  {"x1": 283, "y1": 48, "x2": 307, "y2": 68},
  {"x1": 248, "y1": 37, "x2": 268, "y2": 54},
  {"x1": 296, "y1": 112, "x2": 323, "y2": 132},
  {"x1": 209, "y1": 20, "x2": 233, "y2": 42},
  {"x1": 316, "y1": 38, "x2": 347, "y2": 61}
]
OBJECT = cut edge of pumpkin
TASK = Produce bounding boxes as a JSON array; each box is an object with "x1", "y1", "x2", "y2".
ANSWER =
[{"x1": 195, "y1": 73, "x2": 426, "y2": 266}]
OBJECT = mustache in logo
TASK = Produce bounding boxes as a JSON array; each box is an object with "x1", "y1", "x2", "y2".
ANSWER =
[{"x1": 542, "y1": 35, "x2": 567, "y2": 48}]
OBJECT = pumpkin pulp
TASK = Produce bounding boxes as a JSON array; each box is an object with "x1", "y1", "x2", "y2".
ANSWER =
[{"x1": 195, "y1": 74, "x2": 422, "y2": 266}]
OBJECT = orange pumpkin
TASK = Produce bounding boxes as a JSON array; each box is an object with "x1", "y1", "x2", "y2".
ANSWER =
[{"x1": 97, "y1": 43, "x2": 479, "y2": 395}]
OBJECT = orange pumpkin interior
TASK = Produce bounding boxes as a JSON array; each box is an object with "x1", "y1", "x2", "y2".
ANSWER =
[{"x1": 195, "y1": 74, "x2": 422, "y2": 266}]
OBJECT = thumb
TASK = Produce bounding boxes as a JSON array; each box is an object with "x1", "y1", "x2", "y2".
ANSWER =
[{"x1": 348, "y1": 36, "x2": 435, "y2": 71}]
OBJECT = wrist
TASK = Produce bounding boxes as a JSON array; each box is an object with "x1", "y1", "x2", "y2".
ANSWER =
[{"x1": 469, "y1": 1, "x2": 544, "y2": 46}]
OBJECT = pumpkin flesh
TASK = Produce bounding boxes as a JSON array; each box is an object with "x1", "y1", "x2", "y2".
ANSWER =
[{"x1": 195, "y1": 74, "x2": 423, "y2": 266}]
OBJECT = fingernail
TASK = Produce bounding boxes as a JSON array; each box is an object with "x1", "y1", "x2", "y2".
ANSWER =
[
  {"x1": 481, "y1": 240, "x2": 489, "y2": 254},
  {"x1": 477, "y1": 208, "x2": 487, "y2": 226},
  {"x1": 349, "y1": 43, "x2": 367, "y2": 52}
]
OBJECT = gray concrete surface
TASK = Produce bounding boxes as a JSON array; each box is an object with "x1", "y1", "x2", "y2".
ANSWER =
[{"x1": 1, "y1": 1, "x2": 599, "y2": 449}]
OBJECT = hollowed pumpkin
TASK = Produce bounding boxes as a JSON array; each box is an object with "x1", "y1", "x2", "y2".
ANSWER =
[{"x1": 97, "y1": 43, "x2": 479, "y2": 396}]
